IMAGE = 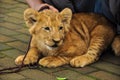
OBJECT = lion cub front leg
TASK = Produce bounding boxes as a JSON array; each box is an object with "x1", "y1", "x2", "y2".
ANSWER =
[
  {"x1": 70, "y1": 33, "x2": 112, "y2": 67},
  {"x1": 15, "y1": 47, "x2": 39, "y2": 65},
  {"x1": 39, "y1": 56, "x2": 70, "y2": 68},
  {"x1": 70, "y1": 38, "x2": 105, "y2": 67},
  {"x1": 70, "y1": 25, "x2": 115, "y2": 67}
]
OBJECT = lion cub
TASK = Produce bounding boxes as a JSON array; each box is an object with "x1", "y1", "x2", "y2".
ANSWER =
[{"x1": 15, "y1": 8, "x2": 120, "y2": 68}]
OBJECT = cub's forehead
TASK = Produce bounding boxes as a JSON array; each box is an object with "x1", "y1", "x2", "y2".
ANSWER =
[
  {"x1": 36, "y1": 10, "x2": 62, "y2": 26},
  {"x1": 37, "y1": 10, "x2": 61, "y2": 21},
  {"x1": 39, "y1": 10, "x2": 59, "y2": 17}
]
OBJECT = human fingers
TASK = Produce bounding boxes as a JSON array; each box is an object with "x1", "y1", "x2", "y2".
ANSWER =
[{"x1": 48, "y1": 5, "x2": 59, "y2": 12}]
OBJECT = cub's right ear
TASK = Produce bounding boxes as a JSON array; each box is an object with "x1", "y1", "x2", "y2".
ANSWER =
[{"x1": 24, "y1": 8, "x2": 39, "y2": 27}]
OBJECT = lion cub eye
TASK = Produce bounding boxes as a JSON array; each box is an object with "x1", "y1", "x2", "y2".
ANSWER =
[
  {"x1": 59, "y1": 26, "x2": 63, "y2": 30},
  {"x1": 44, "y1": 27, "x2": 50, "y2": 31}
]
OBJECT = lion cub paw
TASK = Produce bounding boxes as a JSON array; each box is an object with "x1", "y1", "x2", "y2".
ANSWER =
[
  {"x1": 112, "y1": 35, "x2": 120, "y2": 56},
  {"x1": 39, "y1": 56, "x2": 67, "y2": 68},
  {"x1": 70, "y1": 56, "x2": 94, "y2": 67},
  {"x1": 15, "y1": 55, "x2": 38, "y2": 65}
]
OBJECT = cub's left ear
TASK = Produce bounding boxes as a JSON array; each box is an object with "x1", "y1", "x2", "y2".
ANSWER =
[
  {"x1": 60, "y1": 8, "x2": 72, "y2": 24},
  {"x1": 24, "y1": 8, "x2": 39, "y2": 28}
]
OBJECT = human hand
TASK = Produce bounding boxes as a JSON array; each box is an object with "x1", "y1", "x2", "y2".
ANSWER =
[{"x1": 38, "y1": 3, "x2": 58, "y2": 12}]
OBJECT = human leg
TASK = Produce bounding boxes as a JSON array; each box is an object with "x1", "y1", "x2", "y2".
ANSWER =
[{"x1": 109, "y1": 0, "x2": 120, "y2": 34}]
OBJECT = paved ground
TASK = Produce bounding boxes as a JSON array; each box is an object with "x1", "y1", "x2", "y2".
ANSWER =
[{"x1": 0, "y1": 0, "x2": 120, "y2": 80}]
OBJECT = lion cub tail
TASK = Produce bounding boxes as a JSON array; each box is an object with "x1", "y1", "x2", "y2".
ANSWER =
[{"x1": 112, "y1": 35, "x2": 120, "y2": 56}]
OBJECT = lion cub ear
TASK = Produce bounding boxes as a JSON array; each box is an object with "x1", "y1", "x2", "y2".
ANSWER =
[
  {"x1": 60, "y1": 8, "x2": 72, "y2": 24},
  {"x1": 24, "y1": 8, "x2": 39, "y2": 28},
  {"x1": 60, "y1": 8, "x2": 72, "y2": 32}
]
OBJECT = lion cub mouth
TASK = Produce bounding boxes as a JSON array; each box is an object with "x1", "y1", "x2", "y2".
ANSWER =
[
  {"x1": 51, "y1": 44, "x2": 58, "y2": 48},
  {"x1": 47, "y1": 43, "x2": 60, "y2": 50},
  {"x1": 46, "y1": 44, "x2": 59, "y2": 50},
  {"x1": 46, "y1": 40, "x2": 63, "y2": 49}
]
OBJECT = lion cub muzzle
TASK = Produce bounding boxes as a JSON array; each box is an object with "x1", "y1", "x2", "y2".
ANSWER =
[{"x1": 51, "y1": 39, "x2": 61, "y2": 48}]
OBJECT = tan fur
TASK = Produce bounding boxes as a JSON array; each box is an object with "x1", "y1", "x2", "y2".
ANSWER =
[
  {"x1": 112, "y1": 35, "x2": 120, "y2": 56},
  {"x1": 15, "y1": 8, "x2": 119, "y2": 68}
]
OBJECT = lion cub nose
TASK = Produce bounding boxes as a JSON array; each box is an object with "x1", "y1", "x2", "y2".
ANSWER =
[{"x1": 52, "y1": 39, "x2": 60, "y2": 44}]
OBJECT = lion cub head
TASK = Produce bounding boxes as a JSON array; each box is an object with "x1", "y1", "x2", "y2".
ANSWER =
[{"x1": 24, "y1": 8, "x2": 72, "y2": 49}]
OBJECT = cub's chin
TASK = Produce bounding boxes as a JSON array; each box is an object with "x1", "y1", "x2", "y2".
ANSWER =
[{"x1": 46, "y1": 45, "x2": 58, "y2": 50}]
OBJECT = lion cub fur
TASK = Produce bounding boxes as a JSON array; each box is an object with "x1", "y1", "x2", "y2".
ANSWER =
[{"x1": 15, "y1": 8, "x2": 120, "y2": 68}]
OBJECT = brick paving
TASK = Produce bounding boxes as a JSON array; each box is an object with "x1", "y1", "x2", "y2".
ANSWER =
[{"x1": 0, "y1": 0, "x2": 120, "y2": 80}]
